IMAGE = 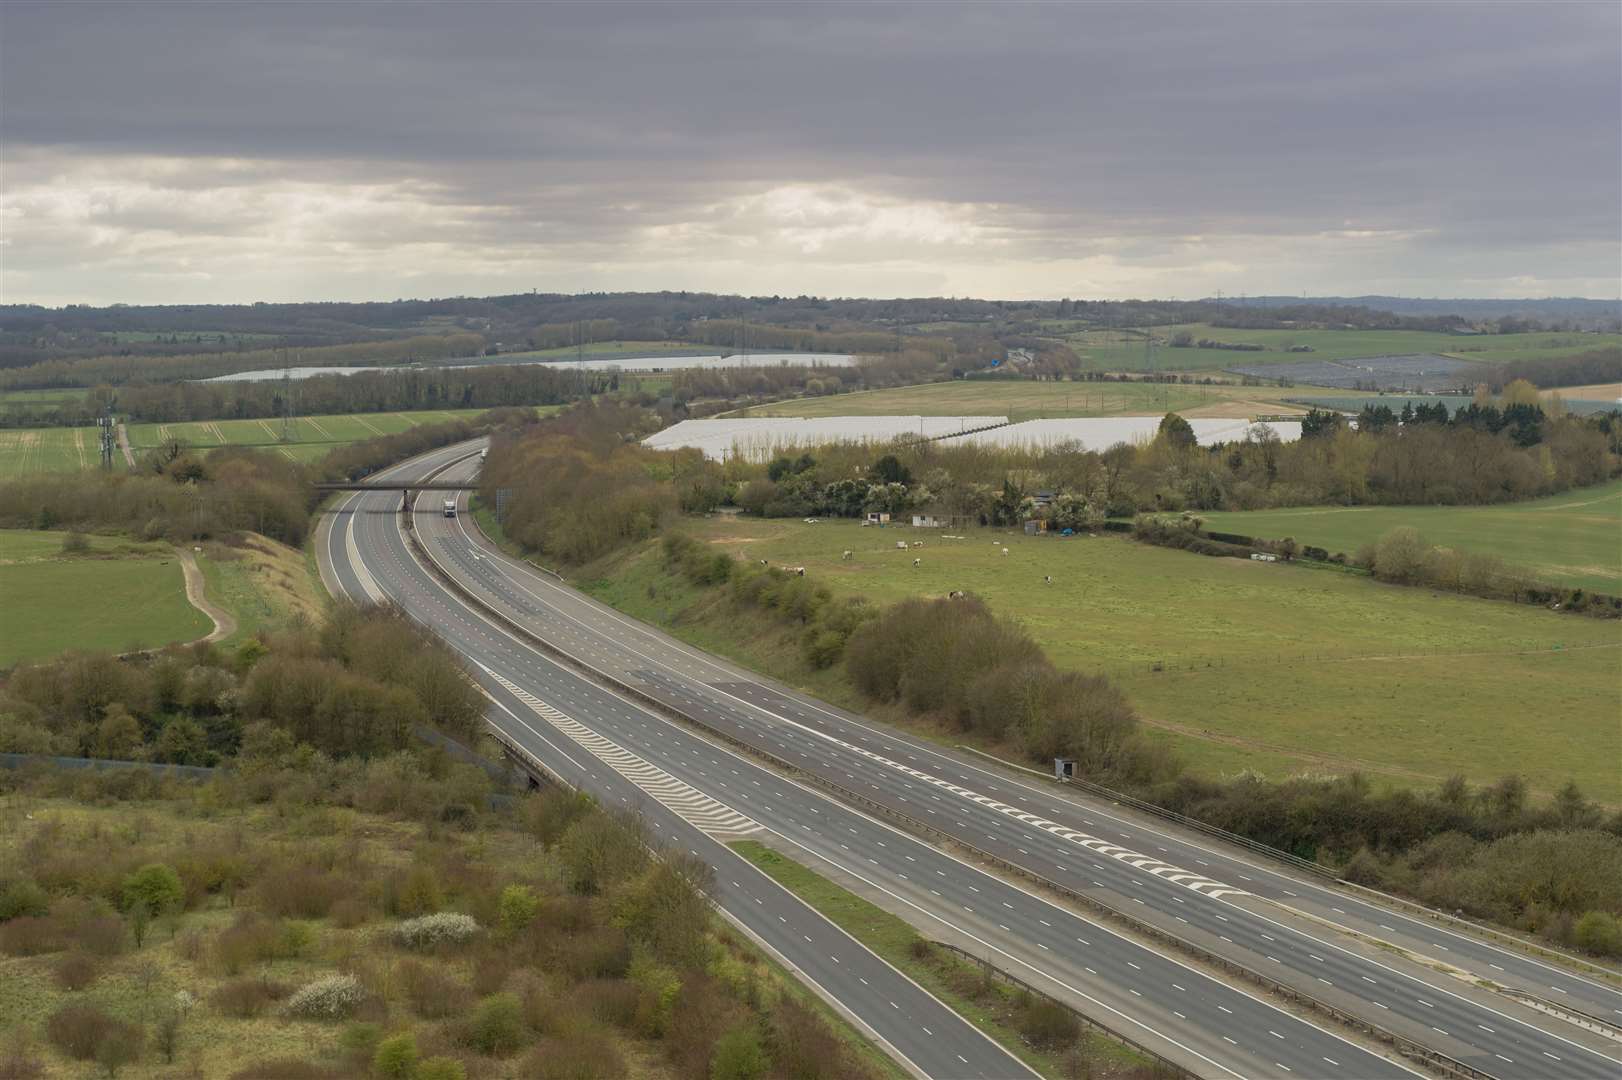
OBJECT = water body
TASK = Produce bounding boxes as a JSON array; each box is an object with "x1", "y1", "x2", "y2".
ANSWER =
[{"x1": 197, "y1": 352, "x2": 854, "y2": 383}]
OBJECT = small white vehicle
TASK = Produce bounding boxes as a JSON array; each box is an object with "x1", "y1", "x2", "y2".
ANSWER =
[{"x1": 442, "y1": 499, "x2": 457, "y2": 518}]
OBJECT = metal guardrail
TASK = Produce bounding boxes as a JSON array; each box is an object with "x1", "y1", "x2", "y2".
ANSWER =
[
  {"x1": 929, "y1": 939, "x2": 1191, "y2": 1079},
  {"x1": 406, "y1": 521, "x2": 1487, "y2": 1080},
  {"x1": 953, "y1": 745, "x2": 1622, "y2": 986}
]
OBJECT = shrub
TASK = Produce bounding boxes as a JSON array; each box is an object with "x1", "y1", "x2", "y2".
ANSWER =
[
  {"x1": 391, "y1": 912, "x2": 480, "y2": 950},
  {"x1": 229, "y1": 1060, "x2": 338, "y2": 1079},
  {"x1": 256, "y1": 864, "x2": 352, "y2": 920},
  {"x1": 498, "y1": 884, "x2": 540, "y2": 936},
  {"x1": 44, "y1": 1003, "x2": 139, "y2": 1063},
  {"x1": 1573, "y1": 911, "x2": 1622, "y2": 957},
  {"x1": 710, "y1": 1023, "x2": 769, "y2": 1080},
  {"x1": 397, "y1": 958, "x2": 472, "y2": 1019},
  {"x1": 210, "y1": 977, "x2": 290, "y2": 1018},
  {"x1": 767, "y1": 995, "x2": 850, "y2": 1080},
  {"x1": 372, "y1": 1033, "x2": 417, "y2": 1079},
  {"x1": 416, "y1": 1057, "x2": 467, "y2": 1080},
  {"x1": 121, "y1": 863, "x2": 184, "y2": 916},
  {"x1": 466, "y1": 993, "x2": 526, "y2": 1056},
  {"x1": 52, "y1": 951, "x2": 99, "y2": 991},
  {"x1": 0, "y1": 880, "x2": 49, "y2": 921},
  {"x1": 283, "y1": 974, "x2": 367, "y2": 1020},
  {"x1": 576, "y1": 979, "x2": 640, "y2": 1029},
  {"x1": 1018, "y1": 998, "x2": 1081, "y2": 1050},
  {"x1": 521, "y1": 1033, "x2": 626, "y2": 1080},
  {"x1": 0, "y1": 916, "x2": 65, "y2": 957}
]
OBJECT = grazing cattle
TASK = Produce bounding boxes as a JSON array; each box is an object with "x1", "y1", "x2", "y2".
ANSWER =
[
  {"x1": 1044, "y1": 575, "x2": 1052, "y2": 585},
  {"x1": 947, "y1": 590, "x2": 966, "y2": 599},
  {"x1": 1001, "y1": 547, "x2": 1009, "y2": 556},
  {"x1": 896, "y1": 541, "x2": 909, "y2": 550},
  {"x1": 911, "y1": 541, "x2": 924, "y2": 548},
  {"x1": 780, "y1": 566, "x2": 806, "y2": 576},
  {"x1": 841, "y1": 550, "x2": 853, "y2": 561},
  {"x1": 912, "y1": 557, "x2": 921, "y2": 568},
  {"x1": 760, "y1": 558, "x2": 769, "y2": 565}
]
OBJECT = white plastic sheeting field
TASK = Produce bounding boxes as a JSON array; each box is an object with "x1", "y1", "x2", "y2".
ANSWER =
[
  {"x1": 936, "y1": 417, "x2": 1302, "y2": 451},
  {"x1": 643, "y1": 416, "x2": 1007, "y2": 461}
]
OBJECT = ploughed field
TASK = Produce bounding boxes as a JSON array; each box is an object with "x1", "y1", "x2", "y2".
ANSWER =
[
  {"x1": 1196, "y1": 477, "x2": 1622, "y2": 594},
  {"x1": 639, "y1": 515, "x2": 1621, "y2": 801}
]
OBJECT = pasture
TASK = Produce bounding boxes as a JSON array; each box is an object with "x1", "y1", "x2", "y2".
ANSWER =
[
  {"x1": 1058, "y1": 325, "x2": 1622, "y2": 373},
  {"x1": 1196, "y1": 478, "x2": 1622, "y2": 594},
  {"x1": 636, "y1": 517, "x2": 1621, "y2": 801},
  {"x1": 740, "y1": 378, "x2": 1343, "y2": 421},
  {"x1": 0, "y1": 530, "x2": 210, "y2": 666}
]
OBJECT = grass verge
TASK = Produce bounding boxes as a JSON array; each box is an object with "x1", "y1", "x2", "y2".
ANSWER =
[{"x1": 731, "y1": 839, "x2": 1162, "y2": 1080}]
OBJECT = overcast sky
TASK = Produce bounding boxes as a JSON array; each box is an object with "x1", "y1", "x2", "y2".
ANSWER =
[{"x1": 3, "y1": 1, "x2": 1618, "y2": 306}]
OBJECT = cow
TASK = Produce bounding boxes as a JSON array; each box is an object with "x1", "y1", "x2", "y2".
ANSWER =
[
  {"x1": 947, "y1": 590, "x2": 966, "y2": 599},
  {"x1": 1044, "y1": 575, "x2": 1052, "y2": 585},
  {"x1": 912, "y1": 557, "x2": 921, "y2": 568},
  {"x1": 1001, "y1": 547, "x2": 1009, "y2": 557},
  {"x1": 911, "y1": 541, "x2": 924, "y2": 548},
  {"x1": 759, "y1": 558, "x2": 769, "y2": 565},
  {"x1": 841, "y1": 550, "x2": 853, "y2": 561},
  {"x1": 896, "y1": 541, "x2": 909, "y2": 550}
]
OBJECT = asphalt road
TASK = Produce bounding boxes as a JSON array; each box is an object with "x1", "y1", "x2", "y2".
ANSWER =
[{"x1": 323, "y1": 440, "x2": 1620, "y2": 1080}]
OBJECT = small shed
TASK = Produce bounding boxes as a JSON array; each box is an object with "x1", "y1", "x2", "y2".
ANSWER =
[
  {"x1": 911, "y1": 513, "x2": 946, "y2": 528},
  {"x1": 865, "y1": 511, "x2": 891, "y2": 525}
]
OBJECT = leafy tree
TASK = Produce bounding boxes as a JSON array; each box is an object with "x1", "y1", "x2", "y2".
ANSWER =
[
  {"x1": 1156, "y1": 412, "x2": 1196, "y2": 450},
  {"x1": 121, "y1": 864, "x2": 183, "y2": 917},
  {"x1": 93, "y1": 705, "x2": 142, "y2": 760},
  {"x1": 468, "y1": 994, "x2": 525, "y2": 1056}
]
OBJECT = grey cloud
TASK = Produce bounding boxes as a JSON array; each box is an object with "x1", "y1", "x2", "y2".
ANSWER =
[{"x1": 1, "y1": 0, "x2": 1617, "y2": 303}]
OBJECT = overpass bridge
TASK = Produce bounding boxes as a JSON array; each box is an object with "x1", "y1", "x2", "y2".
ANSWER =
[{"x1": 315, "y1": 480, "x2": 476, "y2": 515}]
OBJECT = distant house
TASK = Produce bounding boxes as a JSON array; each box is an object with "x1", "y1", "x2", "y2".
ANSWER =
[
  {"x1": 911, "y1": 513, "x2": 945, "y2": 528},
  {"x1": 864, "y1": 511, "x2": 891, "y2": 525}
]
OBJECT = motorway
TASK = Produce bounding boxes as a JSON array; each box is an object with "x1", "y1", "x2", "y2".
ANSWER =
[{"x1": 320, "y1": 440, "x2": 1621, "y2": 1080}]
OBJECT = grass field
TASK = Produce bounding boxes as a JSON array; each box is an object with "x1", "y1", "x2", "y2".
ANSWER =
[
  {"x1": 1058, "y1": 325, "x2": 1622, "y2": 373},
  {"x1": 0, "y1": 531, "x2": 211, "y2": 666},
  {"x1": 0, "y1": 425, "x2": 105, "y2": 474},
  {"x1": 1197, "y1": 478, "x2": 1622, "y2": 594},
  {"x1": 586, "y1": 517, "x2": 1621, "y2": 802},
  {"x1": 0, "y1": 407, "x2": 556, "y2": 476},
  {"x1": 741, "y1": 378, "x2": 1358, "y2": 421}
]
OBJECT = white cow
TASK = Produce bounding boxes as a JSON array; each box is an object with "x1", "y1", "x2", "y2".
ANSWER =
[
  {"x1": 1001, "y1": 547, "x2": 1010, "y2": 557},
  {"x1": 896, "y1": 541, "x2": 909, "y2": 550},
  {"x1": 841, "y1": 550, "x2": 853, "y2": 561},
  {"x1": 912, "y1": 557, "x2": 921, "y2": 568}
]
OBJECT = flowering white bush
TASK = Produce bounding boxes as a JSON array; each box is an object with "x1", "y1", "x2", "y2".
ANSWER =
[
  {"x1": 283, "y1": 974, "x2": 366, "y2": 1019},
  {"x1": 390, "y1": 912, "x2": 480, "y2": 950}
]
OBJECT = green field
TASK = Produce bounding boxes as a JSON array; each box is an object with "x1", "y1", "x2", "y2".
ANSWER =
[
  {"x1": 0, "y1": 530, "x2": 211, "y2": 665},
  {"x1": 0, "y1": 407, "x2": 554, "y2": 476},
  {"x1": 1058, "y1": 325, "x2": 1622, "y2": 373},
  {"x1": 593, "y1": 517, "x2": 1622, "y2": 801},
  {"x1": 1197, "y1": 479, "x2": 1622, "y2": 594},
  {"x1": 741, "y1": 377, "x2": 1359, "y2": 421},
  {"x1": 0, "y1": 425, "x2": 104, "y2": 475}
]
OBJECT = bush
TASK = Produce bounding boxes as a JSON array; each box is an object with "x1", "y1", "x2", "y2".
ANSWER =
[
  {"x1": 0, "y1": 880, "x2": 49, "y2": 921},
  {"x1": 44, "y1": 1003, "x2": 140, "y2": 1063},
  {"x1": 283, "y1": 974, "x2": 367, "y2": 1020},
  {"x1": 1572, "y1": 911, "x2": 1622, "y2": 957},
  {"x1": 391, "y1": 912, "x2": 480, "y2": 950},
  {"x1": 397, "y1": 958, "x2": 472, "y2": 1019},
  {"x1": 121, "y1": 863, "x2": 184, "y2": 916},
  {"x1": 710, "y1": 1023, "x2": 769, "y2": 1080},
  {"x1": 372, "y1": 1033, "x2": 417, "y2": 1079},
  {"x1": 417, "y1": 1058, "x2": 467, "y2": 1080},
  {"x1": 466, "y1": 993, "x2": 526, "y2": 1056},
  {"x1": 52, "y1": 951, "x2": 99, "y2": 991},
  {"x1": 522, "y1": 1033, "x2": 626, "y2": 1080},
  {"x1": 210, "y1": 977, "x2": 290, "y2": 1018},
  {"x1": 0, "y1": 916, "x2": 64, "y2": 957},
  {"x1": 229, "y1": 1060, "x2": 339, "y2": 1079},
  {"x1": 1018, "y1": 998, "x2": 1081, "y2": 1050},
  {"x1": 498, "y1": 884, "x2": 540, "y2": 936}
]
